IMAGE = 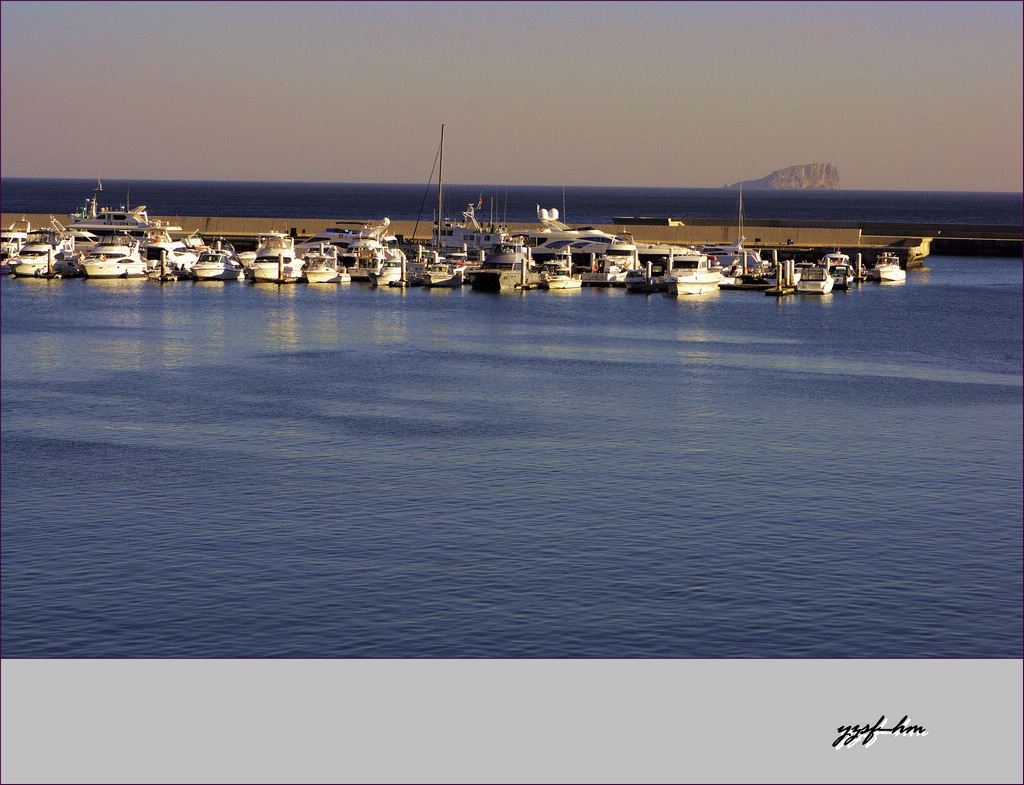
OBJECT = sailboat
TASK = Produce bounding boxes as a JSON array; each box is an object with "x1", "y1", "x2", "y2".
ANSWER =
[
  {"x1": 708, "y1": 182, "x2": 768, "y2": 288},
  {"x1": 419, "y1": 124, "x2": 467, "y2": 288}
]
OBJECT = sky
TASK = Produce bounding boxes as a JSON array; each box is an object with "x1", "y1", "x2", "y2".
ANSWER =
[{"x1": 1, "y1": 1, "x2": 1021, "y2": 191}]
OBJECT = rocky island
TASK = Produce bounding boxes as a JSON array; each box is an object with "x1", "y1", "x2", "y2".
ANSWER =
[{"x1": 726, "y1": 163, "x2": 839, "y2": 190}]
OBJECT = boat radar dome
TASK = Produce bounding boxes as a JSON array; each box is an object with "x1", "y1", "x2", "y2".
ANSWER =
[
  {"x1": 549, "y1": 208, "x2": 559, "y2": 221},
  {"x1": 539, "y1": 208, "x2": 549, "y2": 221}
]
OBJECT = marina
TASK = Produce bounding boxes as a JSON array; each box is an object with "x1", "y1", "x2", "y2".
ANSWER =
[{"x1": 2, "y1": 181, "x2": 1021, "y2": 662}]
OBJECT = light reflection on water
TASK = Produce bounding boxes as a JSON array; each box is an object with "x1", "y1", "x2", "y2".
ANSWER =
[{"x1": 1, "y1": 258, "x2": 1021, "y2": 658}]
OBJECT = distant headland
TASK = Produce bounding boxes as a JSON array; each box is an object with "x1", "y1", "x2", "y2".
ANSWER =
[{"x1": 726, "y1": 163, "x2": 839, "y2": 190}]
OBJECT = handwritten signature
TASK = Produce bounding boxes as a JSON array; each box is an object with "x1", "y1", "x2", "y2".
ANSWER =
[{"x1": 834, "y1": 715, "x2": 928, "y2": 748}]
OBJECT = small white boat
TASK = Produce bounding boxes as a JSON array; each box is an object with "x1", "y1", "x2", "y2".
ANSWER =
[
  {"x1": 580, "y1": 253, "x2": 630, "y2": 286},
  {"x1": 868, "y1": 251, "x2": 906, "y2": 282},
  {"x1": 795, "y1": 263, "x2": 834, "y2": 294},
  {"x1": 665, "y1": 252, "x2": 721, "y2": 295},
  {"x1": 540, "y1": 246, "x2": 581, "y2": 290},
  {"x1": 823, "y1": 253, "x2": 856, "y2": 289},
  {"x1": 421, "y1": 252, "x2": 465, "y2": 288},
  {"x1": 367, "y1": 259, "x2": 404, "y2": 287},
  {"x1": 624, "y1": 262, "x2": 668, "y2": 293},
  {"x1": 301, "y1": 244, "x2": 350, "y2": 283},
  {"x1": 541, "y1": 261, "x2": 582, "y2": 290},
  {"x1": 191, "y1": 243, "x2": 244, "y2": 281}
]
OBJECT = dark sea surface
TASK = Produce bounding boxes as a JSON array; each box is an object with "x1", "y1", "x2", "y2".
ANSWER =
[
  {"x1": 1, "y1": 183, "x2": 1021, "y2": 659},
  {"x1": 2, "y1": 177, "x2": 1022, "y2": 226}
]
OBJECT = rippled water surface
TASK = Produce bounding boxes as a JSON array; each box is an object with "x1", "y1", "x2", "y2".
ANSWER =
[{"x1": 2, "y1": 258, "x2": 1021, "y2": 657}]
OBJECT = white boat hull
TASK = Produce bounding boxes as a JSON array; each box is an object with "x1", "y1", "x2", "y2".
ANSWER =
[
  {"x1": 368, "y1": 268, "x2": 402, "y2": 288},
  {"x1": 580, "y1": 270, "x2": 628, "y2": 286},
  {"x1": 82, "y1": 261, "x2": 147, "y2": 278},
  {"x1": 544, "y1": 275, "x2": 582, "y2": 290},
  {"x1": 250, "y1": 260, "x2": 302, "y2": 283},
  {"x1": 870, "y1": 266, "x2": 906, "y2": 282},
  {"x1": 304, "y1": 268, "x2": 349, "y2": 283},
  {"x1": 193, "y1": 266, "x2": 243, "y2": 281},
  {"x1": 667, "y1": 274, "x2": 721, "y2": 295},
  {"x1": 795, "y1": 279, "x2": 834, "y2": 294},
  {"x1": 423, "y1": 271, "x2": 464, "y2": 287},
  {"x1": 11, "y1": 260, "x2": 52, "y2": 277}
]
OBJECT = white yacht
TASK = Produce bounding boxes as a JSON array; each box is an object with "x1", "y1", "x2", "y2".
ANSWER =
[
  {"x1": 143, "y1": 230, "x2": 204, "y2": 278},
  {"x1": 822, "y1": 252, "x2": 856, "y2": 289},
  {"x1": 10, "y1": 225, "x2": 81, "y2": 278},
  {"x1": 701, "y1": 237, "x2": 765, "y2": 273},
  {"x1": 337, "y1": 218, "x2": 407, "y2": 282},
  {"x1": 470, "y1": 239, "x2": 543, "y2": 291},
  {"x1": 664, "y1": 251, "x2": 722, "y2": 295},
  {"x1": 68, "y1": 189, "x2": 182, "y2": 241},
  {"x1": 301, "y1": 244, "x2": 349, "y2": 283},
  {"x1": 517, "y1": 207, "x2": 636, "y2": 267},
  {"x1": 191, "y1": 243, "x2": 244, "y2": 281},
  {"x1": 433, "y1": 203, "x2": 513, "y2": 252},
  {"x1": 868, "y1": 251, "x2": 906, "y2": 282},
  {"x1": 294, "y1": 225, "x2": 361, "y2": 257},
  {"x1": 2, "y1": 219, "x2": 32, "y2": 270},
  {"x1": 247, "y1": 233, "x2": 302, "y2": 283},
  {"x1": 80, "y1": 234, "x2": 146, "y2": 278}
]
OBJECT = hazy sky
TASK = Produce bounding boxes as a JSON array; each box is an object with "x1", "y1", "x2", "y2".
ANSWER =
[{"x1": 2, "y1": 1, "x2": 1021, "y2": 191}]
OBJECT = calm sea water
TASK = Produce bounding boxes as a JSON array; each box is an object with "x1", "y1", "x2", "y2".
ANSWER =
[
  {"x1": 1, "y1": 184, "x2": 1021, "y2": 658},
  {"x1": 2, "y1": 177, "x2": 1022, "y2": 225}
]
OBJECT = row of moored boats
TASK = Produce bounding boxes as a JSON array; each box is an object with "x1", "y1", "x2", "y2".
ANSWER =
[{"x1": 1, "y1": 199, "x2": 907, "y2": 292}]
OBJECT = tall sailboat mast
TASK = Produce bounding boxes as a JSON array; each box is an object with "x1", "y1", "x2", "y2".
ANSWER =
[
  {"x1": 738, "y1": 180, "x2": 744, "y2": 242},
  {"x1": 435, "y1": 124, "x2": 444, "y2": 250}
]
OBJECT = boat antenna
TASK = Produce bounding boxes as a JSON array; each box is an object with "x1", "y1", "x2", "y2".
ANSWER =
[{"x1": 562, "y1": 184, "x2": 566, "y2": 223}]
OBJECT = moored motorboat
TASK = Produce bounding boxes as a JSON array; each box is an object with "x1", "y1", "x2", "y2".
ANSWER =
[
  {"x1": 10, "y1": 224, "x2": 82, "y2": 278},
  {"x1": 191, "y1": 243, "x2": 244, "y2": 281},
  {"x1": 337, "y1": 217, "x2": 407, "y2": 282},
  {"x1": 624, "y1": 263, "x2": 668, "y2": 293},
  {"x1": 2, "y1": 219, "x2": 32, "y2": 271},
  {"x1": 248, "y1": 233, "x2": 302, "y2": 283},
  {"x1": 868, "y1": 251, "x2": 906, "y2": 282},
  {"x1": 470, "y1": 239, "x2": 544, "y2": 291},
  {"x1": 540, "y1": 253, "x2": 582, "y2": 290},
  {"x1": 794, "y1": 262, "x2": 834, "y2": 294},
  {"x1": 822, "y1": 252, "x2": 856, "y2": 289},
  {"x1": 301, "y1": 244, "x2": 350, "y2": 283},
  {"x1": 664, "y1": 250, "x2": 721, "y2": 295},
  {"x1": 80, "y1": 234, "x2": 146, "y2": 278},
  {"x1": 421, "y1": 252, "x2": 465, "y2": 287}
]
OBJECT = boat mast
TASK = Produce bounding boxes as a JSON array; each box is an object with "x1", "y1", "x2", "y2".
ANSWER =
[
  {"x1": 738, "y1": 180, "x2": 744, "y2": 242},
  {"x1": 435, "y1": 124, "x2": 444, "y2": 250}
]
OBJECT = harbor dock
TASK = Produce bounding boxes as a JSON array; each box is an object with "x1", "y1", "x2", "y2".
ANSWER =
[{"x1": 4, "y1": 213, "x2": 1020, "y2": 265}]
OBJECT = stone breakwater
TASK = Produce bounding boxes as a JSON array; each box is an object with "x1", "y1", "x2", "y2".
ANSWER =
[{"x1": 4, "y1": 214, "x2": 1020, "y2": 262}]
